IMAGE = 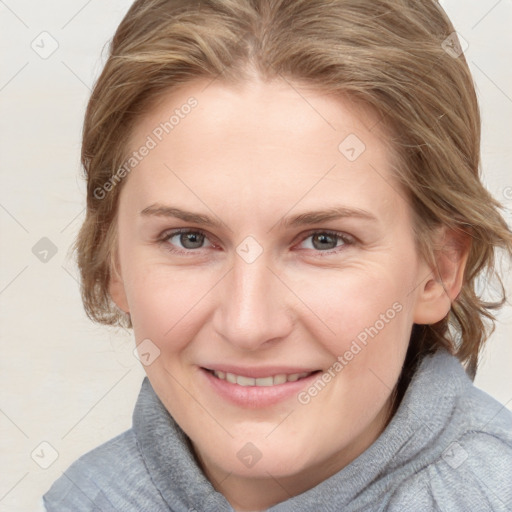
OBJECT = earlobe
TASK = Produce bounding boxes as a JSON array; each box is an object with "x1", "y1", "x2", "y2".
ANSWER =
[{"x1": 413, "y1": 227, "x2": 471, "y2": 325}]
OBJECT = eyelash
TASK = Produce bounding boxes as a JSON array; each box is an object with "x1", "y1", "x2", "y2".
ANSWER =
[
  {"x1": 158, "y1": 228, "x2": 215, "y2": 256},
  {"x1": 298, "y1": 230, "x2": 355, "y2": 255},
  {"x1": 157, "y1": 228, "x2": 355, "y2": 256}
]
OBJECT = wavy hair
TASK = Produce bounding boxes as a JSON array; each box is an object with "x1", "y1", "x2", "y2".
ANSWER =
[{"x1": 75, "y1": 0, "x2": 512, "y2": 382}]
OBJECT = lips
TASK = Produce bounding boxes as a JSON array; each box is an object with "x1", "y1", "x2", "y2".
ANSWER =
[
  {"x1": 200, "y1": 366, "x2": 322, "y2": 408},
  {"x1": 207, "y1": 369, "x2": 315, "y2": 387}
]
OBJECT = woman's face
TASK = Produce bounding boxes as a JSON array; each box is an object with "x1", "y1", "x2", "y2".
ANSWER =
[{"x1": 111, "y1": 78, "x2": 439, "y2": 493}]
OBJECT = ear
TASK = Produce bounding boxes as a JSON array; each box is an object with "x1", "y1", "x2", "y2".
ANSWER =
[
  {"x1": 109, "y1": 251, "x2": 130, "y2": 314},
  {"x1": 413, "y1": 226, "x2": 471, "y2": 325}
]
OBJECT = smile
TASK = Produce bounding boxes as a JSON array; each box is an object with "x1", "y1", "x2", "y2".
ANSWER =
[
  {"x1": 200, "y1": 366, "x2": 323, "y2": 408},
  {"x1": 209, "y1": 370, "x2": 316, "y2": 387}
]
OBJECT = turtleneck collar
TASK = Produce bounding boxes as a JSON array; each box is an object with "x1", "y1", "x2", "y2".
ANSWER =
[{"x1": 133, "y1": 349, "x2": 471, "y2": 511}]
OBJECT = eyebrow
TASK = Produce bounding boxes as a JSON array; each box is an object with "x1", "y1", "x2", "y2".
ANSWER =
[
  {"x1": 140, "y1": 204, "x2": 224, "y2": 228},
  {"x1": 280, "y1": 206, "x2": 377, "y2": 228},
  {"x1": 140, "y1": 203, "x2": 377, "y2": 228}
]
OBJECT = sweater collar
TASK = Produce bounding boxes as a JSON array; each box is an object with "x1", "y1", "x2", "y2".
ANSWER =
[{"x1": 133, "y1": 350, "x2": 470, "y2": 511}]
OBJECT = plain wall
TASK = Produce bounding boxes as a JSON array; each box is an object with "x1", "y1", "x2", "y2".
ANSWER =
[{"x1": 0, "y1": 1, "x2": 510, "y2": 510}]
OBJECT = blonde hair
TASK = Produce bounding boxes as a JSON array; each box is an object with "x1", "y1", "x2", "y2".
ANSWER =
[{"x1": 76, "y1": 0, "x2": 512, "y2": 380}]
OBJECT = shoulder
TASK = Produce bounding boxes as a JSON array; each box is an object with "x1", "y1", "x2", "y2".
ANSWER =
[
  {"x1": 43, "y1": 429, "x2": 168, "y2": 512},
  {"x1": 387, "y1": 383, "x2": 512, "y2": 512}
]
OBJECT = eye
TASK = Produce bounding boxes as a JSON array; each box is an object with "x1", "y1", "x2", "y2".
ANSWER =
[
  {"x1": 159, "y1": 228, "x2": 213, "y2": 253},
  {"x1": 297, "y1": 230, "x2": 354, "y2": 252}
]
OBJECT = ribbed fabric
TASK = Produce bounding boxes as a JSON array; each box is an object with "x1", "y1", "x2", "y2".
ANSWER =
[{"x1": 43, "y1": 350, "x2": 512, "y2": 511}]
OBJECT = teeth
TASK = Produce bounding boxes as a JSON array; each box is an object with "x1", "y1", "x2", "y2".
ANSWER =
[
  {"x1": 212, "y1": 370, "x2": 312, "y2": 386},
  {"x1": 255, "y1": 376, "x2": 274, "y2": 386},
  {"x1": 237, "y1": 375, "x2": 255, "y2": 386},
  {"x1": 273, "y1": 374, "x2": 287, "y2": 385}
]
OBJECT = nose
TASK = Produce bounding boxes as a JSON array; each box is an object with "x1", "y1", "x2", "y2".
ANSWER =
[{"x1": 212, "y1": 254, "x2": 294, "y2": 351}]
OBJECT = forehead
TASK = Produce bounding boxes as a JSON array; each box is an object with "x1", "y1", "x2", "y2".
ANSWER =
[{"x1": 121, "y1": 78, "x2": 409, "y2": 228}]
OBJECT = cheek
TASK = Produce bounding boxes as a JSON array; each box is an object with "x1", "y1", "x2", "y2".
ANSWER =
[
  {"x1": 293, "y1": 258, "x2": 414, "y2": 358},
  {"x1": 124, "y1": 265, "x2": 215, "y2": 349}
]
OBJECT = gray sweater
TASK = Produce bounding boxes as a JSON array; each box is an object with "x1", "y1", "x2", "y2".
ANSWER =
[{"x1": 43, "y1": 350, "x2": 512, "y2": 511}]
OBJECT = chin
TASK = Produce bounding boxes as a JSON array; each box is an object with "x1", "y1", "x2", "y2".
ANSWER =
[{"x1": 198, "y1": 436, "x2": 319, "y2": 479}]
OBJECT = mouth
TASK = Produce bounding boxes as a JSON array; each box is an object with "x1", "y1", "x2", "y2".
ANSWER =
[
  {"x1": 204, "y1": 368, "x2": 320, "y2": 387},
  {"x1": 200, "y1": 367, "x2": 323, "y2": 408}
]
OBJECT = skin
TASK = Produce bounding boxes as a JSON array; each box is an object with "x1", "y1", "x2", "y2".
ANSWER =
[{"x1": 109, "y1": 78, "x2": 469, "y2": 511}]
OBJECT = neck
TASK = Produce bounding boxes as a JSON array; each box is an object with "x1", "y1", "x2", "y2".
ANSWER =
[{"x1": 192, "y1": 399, "x2": 393, "y2": 511}]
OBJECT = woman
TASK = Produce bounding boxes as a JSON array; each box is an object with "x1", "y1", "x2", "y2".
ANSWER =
[{"x1": 43, "y1": 0, "x2": 512, "y2": 510}]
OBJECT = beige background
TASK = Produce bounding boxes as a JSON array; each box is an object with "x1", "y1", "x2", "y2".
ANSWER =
[{"x1": 0, "y1": 1, "x2": 511, "y2": 511}]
